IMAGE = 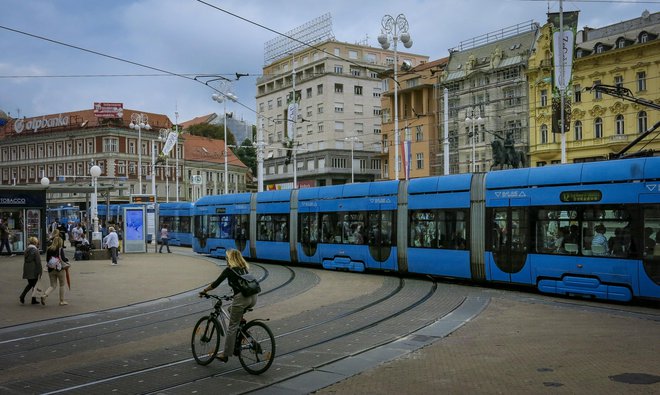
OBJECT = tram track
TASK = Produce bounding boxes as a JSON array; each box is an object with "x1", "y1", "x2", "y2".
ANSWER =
[{"x1": 3, "y1": 270, "x2": 437, "y2": 394}]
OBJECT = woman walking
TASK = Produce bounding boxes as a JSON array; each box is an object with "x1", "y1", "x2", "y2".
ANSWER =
[
  {"x1": 19, "y1": 237, "x2": 43, "y2": 305},
  {"x1": 43, "y1": 236, "x2": 69, "y2": 306}
]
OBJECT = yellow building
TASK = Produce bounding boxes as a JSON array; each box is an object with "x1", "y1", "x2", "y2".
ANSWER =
[
  {"x1": 529, "y1": 11, "x2": 660, "y2": 165},
  {"x1": 380, "y1": 58, "x2": 447, "y2": 179}
]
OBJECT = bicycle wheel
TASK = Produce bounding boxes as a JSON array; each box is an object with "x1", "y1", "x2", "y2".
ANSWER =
[
  {"x1": 191, "y1": 316, "x2": 222, "y2": 365},
  {"x1": 238, "y1": 321, "x2": 275, "y2": 375}
]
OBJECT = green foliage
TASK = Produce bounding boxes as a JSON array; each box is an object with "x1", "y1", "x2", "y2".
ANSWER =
[
  {"x1": 187, "y1": 123, "x2": 236, "y2": 146},
  {"x1": 236, "y1": 138, "x2": 257, "y2": 175}
]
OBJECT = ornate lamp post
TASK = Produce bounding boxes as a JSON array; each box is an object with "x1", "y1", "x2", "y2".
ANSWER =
[
  {"x1": 129, "y1": 113, "x2": 151, "y2": 193},
  {"x1": 212, "y1": 82, "x2": 238, "y2": 194},
  {"x1": 90, "y1": 164, "x2": 102, "y2": 248},
  {"x1": 379, "y1": 13, "x2": 412, "y2": 180}
]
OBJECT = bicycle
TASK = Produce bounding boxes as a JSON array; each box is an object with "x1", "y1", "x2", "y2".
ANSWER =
[{"x1": 191, "y1": 294, "x2": 275, "y2": 375}]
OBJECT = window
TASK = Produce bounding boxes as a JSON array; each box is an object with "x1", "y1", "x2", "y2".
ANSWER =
[
  {"x1": 277, "y1": 97, "x2": 282, "y2": 108},
  {"x1": 640, "y1": 32, "x2": 648, "y2": 43},
  {"x1": 638, "y1": 111, "x2": 648, "y2": 134},
  {"x1": 594, "y1": 118, "x2": 603, "y2": 138},
  {"x1": 617, "y1": 38, "x2": 626, "y2": 48},
  {"x1": 574, "y1": 120, "x2": 583, "y2": 141},
  {"x1": 317, "y1": 122, "x2": 324, "y2": 133},
  {"x1": 317, "y1": 103, "x2": 323, "y2": 114},
  {"x1": 355, "y1": 122, "x2": 364, "y2": 134},
  {"x1": 616, "y1": 114, "x2": 625, "y2": 135},
  {"x1": 350, "y1": 67, "x2": 361, "y2": 77},
  {"x1": 574, "y1": 84, "x2": 581, "y2": 103},
  {"x1": 335, "y1": 121, "x2": 344, "y2": 132},
  {"x1": 103, "y1": 138, "x2": 119, "y2": 152},
  {"x1": 354, "y1": 104, "x2": 364, "y2": 114},
  {"x1": 348, "y1": 50, "x2": 358, "y2": 59},
  {"x1": 354, "y1": 85, "x2": 363, "y2": 95},
  {"x1": 614, "y1": 75, "x2": 623, "y2": 88},
  {"x1": 373, "y1": 87, "x2": 381, "y2": 98},
  {"x1": 334, "y1": 83, "x2": 343, "y2": 93},
  {"x1": 540, "y1": 124, "x2": 548, "y2": 144},
  {"x1": 409, "y1": 209, "x2": 469, "y2": 249},
  {"x1": 637, "y1": 71, "x2": 647, "y2": 91},
  {"x1": 540, "y1": 89, "x2": 548, "y2": 107},
  {"x1": 334, "y1": 102, "x2": 344, "y2": 113},
  {"x1": 334, "y1": 65, "x2": 343, "y2": 74},
  {"x1": 416, "y1": 153, "x2": 424, "y2": 169},
  {"x1": 306, "y1": 87, "x2": 312, "y2": 98},
  {"x1": 257, "y1": 214, "x2": 289, "y2": 242},
  {"x1": 317, "y1": 84, "x2": 323, "y2": 95},
  {"x1": 596, "y1": 44, "x2": 604, "y2": 53},
  {"x1": 594, "y1": 80, "x2": 602, "y2": 99},
  {"x1": 415, "y1": 125, "x2": 423, "y2": 142}
]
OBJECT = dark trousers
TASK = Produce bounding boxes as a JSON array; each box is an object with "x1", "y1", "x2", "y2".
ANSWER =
[
  {"x1": 20, "y1": 278, "x2": 38, "y2": 301},
  {"x1": 159, "y1": 238, "x2": 171, "y2": 253},
  {"x1": 0, "y1": 237, "x2": 11, "y2": 254}
]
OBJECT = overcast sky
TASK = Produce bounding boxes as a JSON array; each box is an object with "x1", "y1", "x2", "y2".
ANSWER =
[{"x1": 0, "y1": 0, "x2": 654, "y2": 126}]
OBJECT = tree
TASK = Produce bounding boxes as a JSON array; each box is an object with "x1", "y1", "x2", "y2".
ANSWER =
[
  {"x1": 236, "y1": 138, "x2": 257, "y2": 175},
  {"x1": 187, "y1": 123, "x2": 236, "y2": 146}
]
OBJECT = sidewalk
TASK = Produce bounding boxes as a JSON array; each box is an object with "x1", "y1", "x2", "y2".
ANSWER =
[{"x1": 0, "y1": 246, "x2": 219, "y2": 328}]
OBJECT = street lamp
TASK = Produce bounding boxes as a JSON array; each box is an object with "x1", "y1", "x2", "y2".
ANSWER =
[
  {"x1": 40, "y1": 176, "x2": 49, "y2": 187},
  {"x1": 465, "y1": 110, "x2": 484, "y2": 173},
  {"x1": 212, "y1": 85, "x2": 238, "y2": 195},
  {"x1": 345, "y1": 136, "x2": 359, "y2": 183},
  {"x1": 129, "y1": 113, "x2": 151, "y2": 193},
  {"x1": 90, "y1": 164, "x2": 102, "y2": 249},
  {"x1": 379, "y1": 13, "x2": 412, "y2": 180}
]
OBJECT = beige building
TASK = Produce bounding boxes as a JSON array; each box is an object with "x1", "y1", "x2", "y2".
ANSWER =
[
  {"x1": 256, "y1": 39, "x2": 428, "y2": 187},
  {"x1": 528, "y1": 10, "x2": 660, "y2": 165}
]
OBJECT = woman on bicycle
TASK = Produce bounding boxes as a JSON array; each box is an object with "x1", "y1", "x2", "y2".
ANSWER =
[{"x1": 199, "y1": 249, "x2": 257, "y2": 362}]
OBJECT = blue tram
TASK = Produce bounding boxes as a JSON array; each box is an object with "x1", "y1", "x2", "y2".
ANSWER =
[
  {"x1": 158, "y1": 202, "x2": 193, "y2": 246},
  {"x1": 191, "y1": 157, "x2": 660, "y2": 302}
]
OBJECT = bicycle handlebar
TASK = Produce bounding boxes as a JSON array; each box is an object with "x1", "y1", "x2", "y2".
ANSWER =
[{"x1": 199, "y1": 292, "x2": 233, "y2": 302}]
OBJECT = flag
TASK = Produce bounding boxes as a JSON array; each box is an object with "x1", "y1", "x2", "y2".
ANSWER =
[{"x1": 161, "y1": 131, "x2": 178, "y2": 155}]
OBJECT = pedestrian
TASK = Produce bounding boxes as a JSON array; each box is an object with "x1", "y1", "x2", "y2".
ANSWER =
[
  {"x1": 0, "y1": 218, "x2": 14, "y2": 256},
  {"x1": 103, "y1": 226, "x2": 120, "y2": 265},
  {"x1": 159, "y1": 223, "x2": 171, "y2": 253},
  {"x1": 43, "y1": 236, "x2": 69, "y2": 306},
  {"x1": 19, "y1": 237, "x2": 43, "y2": 305},
  {"x1": 199, "y1": 249, "x2": 258, "y2": 363}
]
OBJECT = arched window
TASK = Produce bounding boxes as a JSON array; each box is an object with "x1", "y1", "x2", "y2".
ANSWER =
[
  {"x1": 596, "y1": 44, "x2": 604, "y2": 53},
  {"x1": 639, "y1": 32, "x2": 649, "y2": 43},
  {"x1": 540, "y1": 124, "x2": 548, "y2": 144},
  {"x1": 616, "y1": 115, "x2": 625, "y2": 135},
  {"x1": 574, "y1": 120, "x2": 583, "y2": 141},
  {"x1": 637, "y1": 111, "x2": 648, "y2": 134},
  {"x1": 594, "y1": 118, "x2": 603, "y2": 138},
  {"x1": 617, "y1": 38, "x2": 626, "y2": 48}
]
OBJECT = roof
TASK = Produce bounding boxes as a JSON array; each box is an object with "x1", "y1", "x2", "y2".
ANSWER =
[
  {"x1": 180, "y1": 113, "x2": 217, "y2": 129},
  {"x1": 183, "y1": 134, "x2": 247, "y2": 168}
]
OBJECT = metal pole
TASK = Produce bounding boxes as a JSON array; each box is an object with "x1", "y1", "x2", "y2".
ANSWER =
[
  {"x1": 471, "y1": 113, "x2": 476, "y2": 173},
  {"x1": 443, "y1": 88, "x2": 450, "y2": 175},
  {"x1": 393, "y1": 34, "x2": 399, "y2": 180},
  {"x1": 560, "y1": 0, "x2": 567, "y2": 163},
  {"x1": 224, "y1": 100, "x2": 228, "y2": 194},
  {"x1": 175, "y1": 111, "x2": 179, "y2": 202},
  {"x1": 151, "y1": 141, "x2": 156, "y2": 197},
  {"x1": 351, "y1": 139, "x2": 355, "y2": 183},
  {"x1": 138, "y1": 123, "x2": 142, "y2": 193},
  {"x1": 257, "y1": 116, "x2": 264, "y2": 192}
]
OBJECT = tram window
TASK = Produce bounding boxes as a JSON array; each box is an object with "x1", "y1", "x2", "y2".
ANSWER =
[
  {"x1": 180, "y1": 216, "x2": 191, "y2": 233},
  {"x1": 367, "y1": 211, "x2": 395, "y2": 247},
  {"x1": 436, "y1": 210, "x2": 468, "y2": 250},
  {"x1": 410, "y1": 210, "x2": 436, "y2": 248},
  {"x1": 299, "y1": 213, "x2": 319, "y2": 243},
  {"x1": 643, "y1": 206, "x2": 660, "y2": 258},
  {"x1": 582, "y1": 206, "x2": 631, "y2": 257},
  {"x1": 535, "y1": 209, "x2": 578, "y2": 254},
  {"x1": 257, "y1": 214, "x2": 288, "y2": 242},
  {"x1": 320, "y1": 213, "x2": 338, "y2": 243},
  {"x1": 233, "y1": 214, "x2": 249, "y2": 240},
  {"x1": 642, "y1": 205, "x2": 660, "y2": 284}
]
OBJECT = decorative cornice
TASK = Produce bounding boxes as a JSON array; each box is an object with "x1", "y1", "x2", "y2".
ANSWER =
[
  {"x1": 609, "y1": 101, "x2": 629, "y2": 114},
  {"x1": 608, "y1": 66, "x2": 628, "y2": 74},
  {"x1": 587, "y1": 71, "x2": 606, "y2": 79},
  {"x1": 590, "y1": 105, "x2": 607, "y2": 118},
  {"x1": 631, "y1": 61, "x2": 651, "y2": 69},
  {"x1": 571, "y1": 108, "x2": 586, "y2": 120}
]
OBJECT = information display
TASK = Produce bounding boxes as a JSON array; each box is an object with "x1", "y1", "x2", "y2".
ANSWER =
[{"x1": 123, "y1": 206, "x2": 147, "y2": 253}]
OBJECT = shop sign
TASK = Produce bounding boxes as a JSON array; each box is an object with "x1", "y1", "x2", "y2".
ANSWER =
[
  {"x1": 14, "y1": 114, "x2": 70, "y2": 134},
  {"x1": 0, "y1": 190, "x2": 46, "y2": 206},
  {"x1": 93, "y1": 102, "x2": 124, "y2": 118}
]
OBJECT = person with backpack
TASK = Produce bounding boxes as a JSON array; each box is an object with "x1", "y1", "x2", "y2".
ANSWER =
[{"x1": 199, "y1": 249, "x2": 258, "y2": 363}]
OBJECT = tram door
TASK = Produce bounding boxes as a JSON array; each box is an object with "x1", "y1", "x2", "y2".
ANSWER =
[
  {"x1": 368, "y1": 210, "x2": 394, "y2": 269},
  {"x1": 489, "y1": 202, "x2": 529, "y2": 283}
]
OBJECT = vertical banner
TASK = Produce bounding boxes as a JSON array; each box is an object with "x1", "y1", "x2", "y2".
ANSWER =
[
  {"x1": 161, "y1": 131, "x2": 178, "y2": 155},
  {"x1": 286, "y1": 102, "x2": 298, "y2": 139},
  {"x1": 549, "y1": 11, "x2": 579, "y2": 134}
]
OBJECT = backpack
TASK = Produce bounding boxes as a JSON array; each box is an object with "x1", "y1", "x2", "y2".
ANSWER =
[{"x1": 231, "y1": 268, "x2": 261, "y2": 297}]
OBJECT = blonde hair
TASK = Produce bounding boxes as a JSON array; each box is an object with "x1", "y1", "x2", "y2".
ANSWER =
[
  {"x1": 27, "y1": 236, "x2": 39, "y2": 246},
  {"x1": 226, "y1": 249, "x2": 249, "y2": 270},
  {"x1": 108, "y1": 226, "x2": 115, "y2": 232},
  {"x1": 48, "y1": 236, "x2": 63, "y2": 252}
]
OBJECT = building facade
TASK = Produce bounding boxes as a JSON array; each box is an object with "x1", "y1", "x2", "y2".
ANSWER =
[
  {"x1": 528, "y1": 10, "x2": 660, "y2": 165},
  {"x1": 379, "y1": 57, "x2": 448, "y2": 179},
  {"x1": 256, "y1": 39, "x2": 428, "y2": 187},
  {"x1": 437, "y1": 21, "x2": 539, "y2": 174},
  {"x1": 0, "y1": 106, "x2": 250, "y2": 208}
]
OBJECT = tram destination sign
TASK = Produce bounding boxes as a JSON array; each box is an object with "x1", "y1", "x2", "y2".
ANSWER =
[{"x1": 560, "y1": 190, "x2": 602, "y2": 202}]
